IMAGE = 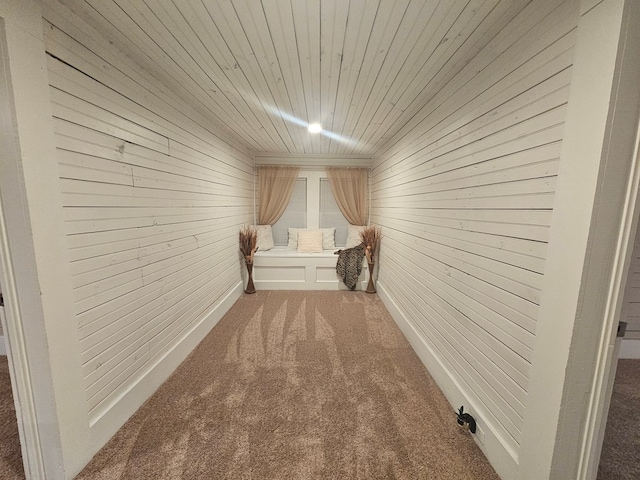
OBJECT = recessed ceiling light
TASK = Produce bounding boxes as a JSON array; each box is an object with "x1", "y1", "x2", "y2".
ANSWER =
[{"x1": 308, "y1": 123, "x2": 322, "y2": 134}]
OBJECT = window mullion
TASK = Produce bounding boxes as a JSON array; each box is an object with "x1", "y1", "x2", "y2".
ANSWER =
[{"x1": 307, "y1": 172, "x2": 320, "y2": 230}]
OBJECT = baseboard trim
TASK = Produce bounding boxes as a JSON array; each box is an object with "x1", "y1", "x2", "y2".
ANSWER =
[
  {"x1": 253, "y1": 280, "x2": 368, "y2": 291},
  {"x1": 88, "y1": 282, "x2": 243, "y2": 453},
  {"x1": 377, "y1": 281, "x2": 519, "y2": 480},
  {"x1": 619, "y1": 338, "x2": 640, "y2": 358},
  {"x1": 0, "y1": 335, "x2": 6, "y2": 356}
]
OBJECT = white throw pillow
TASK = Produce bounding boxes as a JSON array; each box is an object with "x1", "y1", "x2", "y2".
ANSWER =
[
  {"x1": 289, "y1": 227, "x2": 335, "y2": 250},
  {"x1": 297, "y1": 230, "x2": 324, "y2": 253},
  {"x1": 345, "y1": 224, "x2": 366, "y2": 248},
  {"x1": 254, "y1": 225, "x2": 274, "y2": 251},
  {"x1": 320, "y1": 227, "x2": 336, "y2": 250},
  {"x1": 287, "y1": 227, "x2": 300, "y2": 249}
]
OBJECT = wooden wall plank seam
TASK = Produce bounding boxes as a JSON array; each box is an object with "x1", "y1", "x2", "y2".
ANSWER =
[
  {"x1": 371, "y1": 0, "x2": 579, "y2": 464},
  {"x1": 43, "y1": 4, "x2": 254, "y2": 431}
]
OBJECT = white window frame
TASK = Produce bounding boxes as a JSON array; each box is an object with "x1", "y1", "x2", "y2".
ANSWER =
[
  {"x1": 302, "y1": 170, "x2": 323, "y2": 230},
  {"x1": 257, "y1": 168, "x2": 352, "y2": 247},
  {"x1": 271, "y1": 177, "x2": 307, "y2": 245},
  {"x1": 319, "y1": 177, "x2": 349, "y2": 247},
  {"x1": 301, "y1": 170, "x2": 351, "y2": 246}
]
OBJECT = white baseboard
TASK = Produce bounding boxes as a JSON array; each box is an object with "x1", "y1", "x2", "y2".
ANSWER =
[
  {"x1": 88, "y1": 282, "x2": 243, "y2": 453},
  {"x1": 619, "y1": 339, "x2": 640, "y2": 359},
  {"x1": 254, "y1": 279, "x2": 368, "y2": 291},
  {"x1": 376, "y1": 282, "x2": 519, "y2": 480},
  {"x1": 0, "y1": 335, "x2": 6, "y2": 356}
]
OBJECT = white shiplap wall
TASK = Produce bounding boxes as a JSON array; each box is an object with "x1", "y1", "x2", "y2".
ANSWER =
[
  {"x1": 371, "y1": 0, "x2": 578, "y2": 467},
  {"x1": 42, "y1": 3, "x2": 254, "y2": 426}
]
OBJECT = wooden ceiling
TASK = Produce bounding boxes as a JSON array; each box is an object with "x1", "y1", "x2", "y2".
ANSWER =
[{"x1": 55, "y1": 0, "x2": 529, "y2": 156}]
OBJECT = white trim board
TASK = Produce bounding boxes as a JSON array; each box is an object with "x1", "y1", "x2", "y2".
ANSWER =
[
  {"x1": 255, "y1": 153, "x2": 372, "y2": 167},
  {"x1": 376, "y1": 281, "x2": 519, "y2": 480},
  {"x1": 253, "y1": 250, "x2": 368, "y2": 291},
  {"x1": 619, "y1": 339, "x2": 640, "y2": 359},
  {"x1": 0, "y1": 3, "x2": 74, "y2": 478},
  {"x1": 0, "y1": 302, "x2": 5, "y2": 356},
  {"x1": 89, "y1": 282, "x2": 242, "y2": 452}
]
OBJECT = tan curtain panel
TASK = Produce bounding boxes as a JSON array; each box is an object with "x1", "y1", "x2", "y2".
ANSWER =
[
  {"x1": 258, "y1": 166, "x2": 300, "y2": 225},
  {"x1": 325, "y1": 167, "x2": 368, "y2": 226}
]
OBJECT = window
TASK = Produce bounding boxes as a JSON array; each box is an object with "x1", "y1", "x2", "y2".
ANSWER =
[
  {"x1": 258, "y1": 169, "x2": 357, "y2": 248},
  {"x1": 271, "y1": 178, "x2": 307, "y2": 245},
  {"x1": 319, "y1": 178, "x2": 349, "y2": 246}
]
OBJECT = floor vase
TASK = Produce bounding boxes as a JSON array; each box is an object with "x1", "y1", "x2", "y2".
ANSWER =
[
  {"x1": 366, "y1": 261, "x2": 376, "y2": 294},
  {"x1": 245, "y1": 261, "x2": 256, "y2": 294}
]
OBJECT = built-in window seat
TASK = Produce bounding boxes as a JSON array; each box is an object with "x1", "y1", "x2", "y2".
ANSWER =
[{"x1": 252, "y1": 247, "x2": 368, "y2": 290}]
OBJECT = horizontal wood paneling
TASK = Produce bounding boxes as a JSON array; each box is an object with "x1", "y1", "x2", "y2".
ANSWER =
[
  {"x1": 47, "y1": 0, "x2": 533, "y2": 155},
  {"x1": 42, "y1": 6, "x2": 254, "y2": 423},
  {"x1": 371, "y1": 0, "x2": 578, "y2": 455}
]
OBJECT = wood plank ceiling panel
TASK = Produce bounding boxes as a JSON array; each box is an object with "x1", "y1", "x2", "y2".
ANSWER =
[
  {"x1": 291, "y1": 0, "x2": 321, "y2": 153},
  {"x1": 260, "y1": 0, "x2": 312, "y2": 153},
  {"x1": 54, "y1": 0, "x2": 531, "y2": 156},
  {"x1": 61, "y1": 0, "x2": 274, "y2": 151}
]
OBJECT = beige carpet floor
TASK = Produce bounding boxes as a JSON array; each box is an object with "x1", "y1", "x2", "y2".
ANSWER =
[
  {"x1": 0, "y1": 355, "x2": 24, "y2": 480},
  {"x1": 76, "y1": 291, "x2": 499, "y2": 480},
  {"x1": 3, "y1": 294, "x2": 639, "y2": 479},
  {"x1": 597, "y1": 358, "x2": 640, "y2": 480}
]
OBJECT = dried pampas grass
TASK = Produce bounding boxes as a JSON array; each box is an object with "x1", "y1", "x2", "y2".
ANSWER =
[
  {"x1": 239, "y1": 225, "x2": 258, "y2": 262},
  {"x1": 360, "y1": 225, "x2": 382, "y2": 263}
]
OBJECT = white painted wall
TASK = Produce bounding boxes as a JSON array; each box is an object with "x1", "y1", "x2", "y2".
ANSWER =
[
  {"x1": 521, "y1": 0, "x2": 640, "y2": 476},
  {"x1": 619, "y1": 218, "x2": 640, "y2": 352},
  {"x1": 371, "y1": 1, "x2": 579, "y2": 478},
  {"x1": 619, "y1": 339, "x2": 640, "y2": 359},
  {"x1": 0, "y1": 280, "x2": 4, "y2": 354},
  {"x1": 1, "y1": 0, "x2": 254, "y2": 477},
  {"x1": 41, "y1": 0, "x2": 255, "y2": 468},
  {"x1": 0, "y1": 280, "x2": 3, "y2": 338},
  {"x1": 1, "y1": 1, "x2": 88, "y2": 478},
  {"x1": 0, "y1": 284, "x2": 5, "y2": 352},
  {"x1": 373, "y1": 0, "x2": 640, "y2": 479}
]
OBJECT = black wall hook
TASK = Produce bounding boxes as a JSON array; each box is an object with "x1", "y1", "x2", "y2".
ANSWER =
[{"x1": 456, "y1": 406, "x2": 477, "y2": 434}]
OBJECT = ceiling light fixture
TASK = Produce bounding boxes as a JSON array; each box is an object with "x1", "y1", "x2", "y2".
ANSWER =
[
  {"x1": 308, "y1": 123, "x2": 322, "y2": 134},
  {"x1": 264, "y1": 106, "x2": 358, "y2": 146}
]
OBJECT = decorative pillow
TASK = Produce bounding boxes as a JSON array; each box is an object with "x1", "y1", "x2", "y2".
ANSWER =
[
  {"x1": 297, "y1": 229, "x2": 324, "y2": 253},
  {"x1": 287, "y1": 227, "x2": 300, "y2": 249},
  {"x1": 288, "y1": 227, "x2": 335, "y2": 250},
  {"x1": 345, "y1": 224, "x2": 366, "y2": 248},
  {"x1": 320, "y1": 227, "x2": 336, "y2": 250},
  {"x1": 254, "y1": 225, "x2": 274, "y2": 251}
]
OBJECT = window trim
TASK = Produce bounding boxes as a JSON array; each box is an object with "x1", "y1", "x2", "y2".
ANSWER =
[{"x1": 256, "y1": 168, "x2": 353, "y2": 247}]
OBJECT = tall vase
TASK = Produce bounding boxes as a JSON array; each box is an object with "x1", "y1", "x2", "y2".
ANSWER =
[
  {"x1": 245, "y1": 261, "x2": 256, "y2": 294},
  {"x1": 366, "y1": 261, "x2": 376, "y2": 294}
]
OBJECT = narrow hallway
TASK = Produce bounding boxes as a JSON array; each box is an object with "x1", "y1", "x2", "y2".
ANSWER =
[{"x1": 76, "y1": 291, "x2": 498, "y2": 480}]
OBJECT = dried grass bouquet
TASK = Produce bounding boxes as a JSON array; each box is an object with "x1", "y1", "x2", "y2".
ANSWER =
[
  {"x1": 239, "y1": 225, "x2": 258, "y2": 263},
  {"x1": 360, "y1": 225, "x2": 382, "y2": 263}
]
